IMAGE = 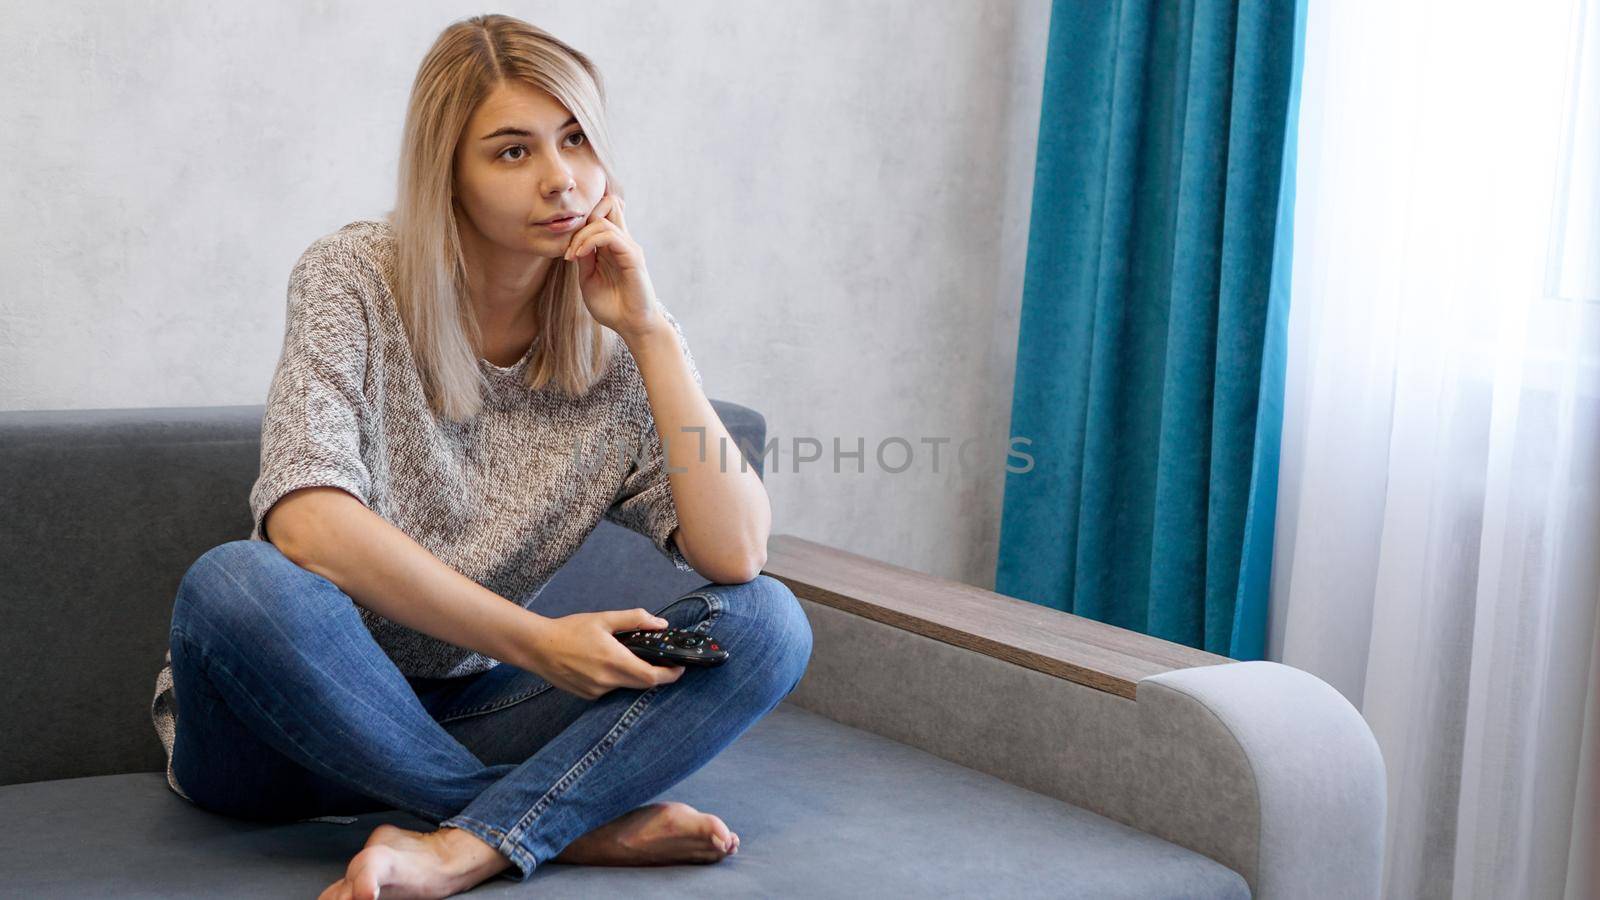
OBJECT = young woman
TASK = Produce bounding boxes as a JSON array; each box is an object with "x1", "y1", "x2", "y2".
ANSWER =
[{"x1": 148, "y1": 14, "x2": 812, "y2": 898}]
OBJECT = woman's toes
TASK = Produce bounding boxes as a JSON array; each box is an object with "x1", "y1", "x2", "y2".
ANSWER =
[{"x1": 705, "y1": 813, "x2": 736, "y2": 853}]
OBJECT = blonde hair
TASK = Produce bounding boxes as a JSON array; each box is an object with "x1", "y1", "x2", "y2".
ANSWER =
[{"x1": 385, "y1": 14, "x2": 625, "y2": 423}]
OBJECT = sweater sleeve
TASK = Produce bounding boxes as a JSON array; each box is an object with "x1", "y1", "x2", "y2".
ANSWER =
[
  {"x1": 604, "y1": 302, "x2": 701, "y2": 573},
  {"x1": 248, "y1": 235, "x2": 375, "y2": 544}
]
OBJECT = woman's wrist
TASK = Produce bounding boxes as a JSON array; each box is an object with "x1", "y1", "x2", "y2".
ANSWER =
[
  {"x1": 620, "y1": 316, "x2": 679, "y2": 364},
  {"x1": 616, "y1": 305, "x2": 671, "y2": 346},
  {"x1": 503, "y1": 608, "x2": 555, "y2": 672}
]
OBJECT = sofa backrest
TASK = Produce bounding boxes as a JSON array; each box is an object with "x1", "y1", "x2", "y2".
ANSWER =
[{"x1": 0, "y1": 399, "x2": 765, "y2": 787}]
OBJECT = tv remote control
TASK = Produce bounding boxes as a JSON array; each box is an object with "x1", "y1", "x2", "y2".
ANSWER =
[{"x1": 613, "y1": 627, "x2": 729, "y2": 668}]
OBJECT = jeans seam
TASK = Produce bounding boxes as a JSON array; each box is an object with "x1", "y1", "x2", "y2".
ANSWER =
[
  {"x1": 698, "y1": 593, "x2": 724, "y2": 632},
  {"x1": 435, "y1": 682, "x2": 556, "y2": 724},
  {"x1": 442, "y1": 814, "x2": 536, "y2": 880},
  {"x1": 164, "y1": 626, "x2": 204, "y2": 802},
  {"x1": 500, "y1": 672, "x2": 664, "y2": 854},
  {"x1": 670, "y1": 591, "x2": 723, "y2": 633},
  {"x1": 169, "y1": 626, "x2": 225, "y2": 703}
]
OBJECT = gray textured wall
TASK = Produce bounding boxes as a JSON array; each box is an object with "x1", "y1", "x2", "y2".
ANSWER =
[{"x1": 0, "y1": 1, "x2": 1051, "y2": 590}]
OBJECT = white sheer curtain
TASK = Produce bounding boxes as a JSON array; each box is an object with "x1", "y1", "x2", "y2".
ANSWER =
[{"x1": 1269, "y1": 0, "x2": 1600, "y2": 897}]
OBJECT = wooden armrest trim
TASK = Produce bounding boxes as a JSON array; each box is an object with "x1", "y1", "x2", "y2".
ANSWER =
[{"x1": 761, "y1": 534, "x2": 1230, "y2": 699}]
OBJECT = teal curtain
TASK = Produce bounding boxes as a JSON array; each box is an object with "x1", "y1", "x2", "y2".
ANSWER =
[{"x1": 996, "y1": 0, "x2": 1307, "y2": 660}]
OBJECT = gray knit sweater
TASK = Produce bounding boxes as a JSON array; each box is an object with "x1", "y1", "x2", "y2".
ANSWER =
[{"x1": 150, "y1": 218, "x2": 700, "y2": 803}]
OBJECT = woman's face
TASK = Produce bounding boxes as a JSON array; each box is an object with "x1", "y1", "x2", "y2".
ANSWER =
[{"x1": 451, "y1": 82, "x2": 606, "y2": 258}]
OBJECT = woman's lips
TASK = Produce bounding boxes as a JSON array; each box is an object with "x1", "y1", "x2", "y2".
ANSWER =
[{"x1": 540, "y1": 215, "x2": 582, "y2": 233}]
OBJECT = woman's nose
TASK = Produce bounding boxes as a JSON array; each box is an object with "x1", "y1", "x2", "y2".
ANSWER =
[{"x1": 540, "y1": 158, "x2": 575, "y2": 195}]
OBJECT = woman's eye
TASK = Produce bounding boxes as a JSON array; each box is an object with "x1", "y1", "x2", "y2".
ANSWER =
[{"x1": 499, "y1": 133, "x2": 585, "y2": 162}]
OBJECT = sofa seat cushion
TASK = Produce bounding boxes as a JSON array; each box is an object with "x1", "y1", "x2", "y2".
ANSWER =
[{"x1": 0, "y1": 702, "x2": 1248, "y2": 898}]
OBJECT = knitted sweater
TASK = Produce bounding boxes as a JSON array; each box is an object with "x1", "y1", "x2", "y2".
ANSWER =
[{"x1": 150, "y1": 218, "x2": 700, "y2": 803}]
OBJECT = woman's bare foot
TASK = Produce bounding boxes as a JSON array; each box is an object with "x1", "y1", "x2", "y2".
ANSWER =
[
  {"x1": 315, "y1": 801, "x2": 738, "y2": 899},
  {"x1": 553, "y1": 801, "x2": 740, "y2": 866},
  {"x1": 315, "y1": 823, "x2": 511, "y2": 900}
]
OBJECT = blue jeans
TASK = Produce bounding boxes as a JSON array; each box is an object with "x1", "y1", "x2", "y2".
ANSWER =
[{"x1": 166, "y1": 539, "x2": 813, "y2": 883}]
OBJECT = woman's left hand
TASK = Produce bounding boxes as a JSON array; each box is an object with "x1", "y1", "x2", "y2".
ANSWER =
[{"x1": 564, "y1": 191, "x2": 663, "y2": 341}]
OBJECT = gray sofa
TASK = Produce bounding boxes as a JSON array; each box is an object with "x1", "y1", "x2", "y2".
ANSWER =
[{"x1": 0, "y1": 401, "x2": 1386, "y2": 898}]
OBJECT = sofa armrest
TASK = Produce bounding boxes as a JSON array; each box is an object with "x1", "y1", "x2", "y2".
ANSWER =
[
  {"x1": 764, "y1": 534, "x2": 1386, "y2": 899},
  {"x1": 1136, "y1": 662, "x2": 1386, "y2": 899}
]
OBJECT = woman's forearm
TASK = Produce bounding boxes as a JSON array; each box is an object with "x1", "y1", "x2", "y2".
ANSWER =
[
  {"x1": 263, "y1": 486, "x2": 549, "y2": 671},
  {"x1": 625, "y1": 322, "x2": 771, "y2": 583}
]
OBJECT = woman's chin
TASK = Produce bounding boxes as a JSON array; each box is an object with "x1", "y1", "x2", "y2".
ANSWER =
[{"x1": 525, "y1": 234, "x2": 569, "y2": 258}]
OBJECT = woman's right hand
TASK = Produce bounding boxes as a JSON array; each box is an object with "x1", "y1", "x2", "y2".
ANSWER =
[{"x1": 516, "y1": 607, "x2": 686, "y2": 700}]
